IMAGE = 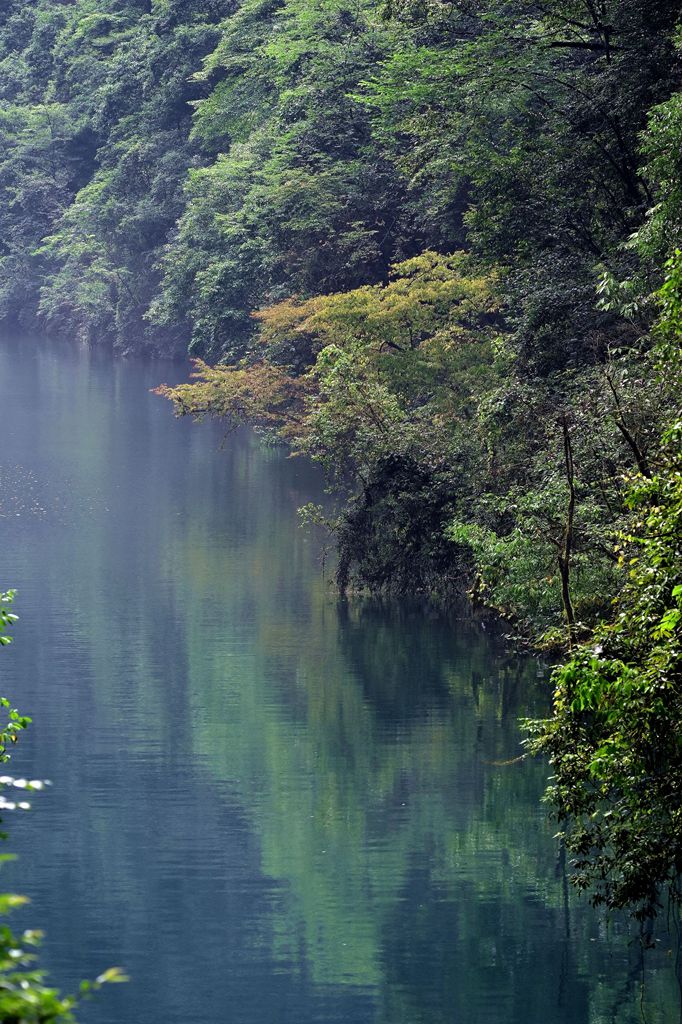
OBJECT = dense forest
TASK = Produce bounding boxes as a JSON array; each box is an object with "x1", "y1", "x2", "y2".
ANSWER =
[
  {"x1": 0, "y1": 0, "x2": 679, "y2": 623},
  {"x1": 0, "y1": 0, "x2": 680, "y2": 954}
]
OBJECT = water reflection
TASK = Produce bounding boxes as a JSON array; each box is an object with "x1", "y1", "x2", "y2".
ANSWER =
[{"x1": 0, "y1": 338, "x2": 678, "y2": 1023}]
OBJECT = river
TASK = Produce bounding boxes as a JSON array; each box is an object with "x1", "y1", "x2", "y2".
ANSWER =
[{"x1": 0, "y1": 337, "x2": 677, "y2": 1023}]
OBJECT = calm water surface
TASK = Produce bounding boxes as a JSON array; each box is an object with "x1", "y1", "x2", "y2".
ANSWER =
[{"x1": 0, "y1": 339, "x2": 678, "y2": 1024}]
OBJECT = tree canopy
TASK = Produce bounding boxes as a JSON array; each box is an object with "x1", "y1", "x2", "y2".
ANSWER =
[{"x1": 0, "y1": 0, "x2": 681, "y2": 928}]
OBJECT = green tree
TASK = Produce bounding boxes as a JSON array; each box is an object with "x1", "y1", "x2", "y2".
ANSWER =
[
  {"x1": 529, "y1": 419, "x2": 682, "y2": 919},
  {"x1": 529, "y1": 253, "x2": 682, "y2": 929}
]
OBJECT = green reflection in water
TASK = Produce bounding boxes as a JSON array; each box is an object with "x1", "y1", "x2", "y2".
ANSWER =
[
  {"x1": 0, "y1": 340, "x2": 679, "y2": 1024},
  {"x1": 167, "y1": 487, "x2": 679, "y2": 1021}
]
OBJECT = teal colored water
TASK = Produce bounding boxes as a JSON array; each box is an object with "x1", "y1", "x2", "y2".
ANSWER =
[{"x1": 0, "y1": 338, "x2": 678, "y2": 1024}]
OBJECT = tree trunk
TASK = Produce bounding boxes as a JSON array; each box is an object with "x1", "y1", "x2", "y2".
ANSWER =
[{"x1": 559, "y1": 416, "x2": 576, "y2": 645}]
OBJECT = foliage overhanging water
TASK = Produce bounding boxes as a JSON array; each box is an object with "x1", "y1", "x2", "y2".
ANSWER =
[{"x1": 0, "y1": 337, "x2": 678, "y2": 1024}]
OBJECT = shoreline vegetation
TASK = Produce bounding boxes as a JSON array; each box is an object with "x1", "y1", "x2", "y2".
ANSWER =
[
  {"x1": 0, "y1": 0, "x2": 680, "y2": 986},
  {"x1": 0, "y1": 592, "x2": 125, "y2": 1021}
]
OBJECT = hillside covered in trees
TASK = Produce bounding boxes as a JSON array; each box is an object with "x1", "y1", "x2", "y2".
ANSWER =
[
  {"x1": 0, "y1": 0, "x2": 681, "y2": 929},
  {"x1": 0, "y1": 0, "x2": 679, "y2": 625}
]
